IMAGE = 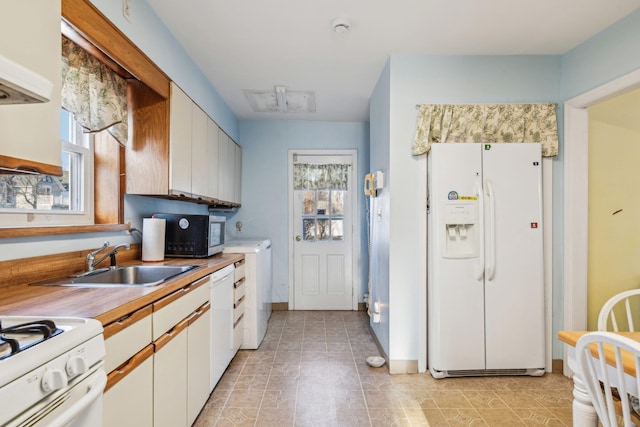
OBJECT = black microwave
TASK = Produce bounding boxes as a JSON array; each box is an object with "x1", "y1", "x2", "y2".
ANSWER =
[{"x1": 153, "y1": 213, "x2": 225, "y2": 258}]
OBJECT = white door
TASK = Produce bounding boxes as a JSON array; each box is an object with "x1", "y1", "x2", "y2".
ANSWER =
[
  {"x1": 428, "y1": 143, "x2": 486, "y2": 372},
  {"x1": 290, "y1": 152, "x2": 355, "y2": 310},
  {"x1": 482, "y1": 143, "x2": 544, "y2": 369}
]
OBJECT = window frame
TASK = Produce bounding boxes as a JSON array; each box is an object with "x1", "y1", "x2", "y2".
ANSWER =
[{"x1": 0, "y1": 130, "x2": 95, "y2": 227}]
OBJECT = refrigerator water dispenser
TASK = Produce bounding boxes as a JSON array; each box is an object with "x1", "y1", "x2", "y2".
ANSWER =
[{"x1": 442, "y1": 203, "x2": 478, "y2": 258}]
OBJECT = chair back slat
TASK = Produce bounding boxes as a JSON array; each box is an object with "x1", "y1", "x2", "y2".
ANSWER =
[
  {"x1": 576, "y1": 331, "x2": 640, "y2": 427},
  {"x1": 625, "y1": 299, "x2": 635, "y2": 332},
  {"x1": 598, "y1": 289, "x2": 640, "y2": 332}
]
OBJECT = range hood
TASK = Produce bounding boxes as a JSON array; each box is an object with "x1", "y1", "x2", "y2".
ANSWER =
[{"x1": 0, "y1": 53, "x2": 52, "y2": 104}]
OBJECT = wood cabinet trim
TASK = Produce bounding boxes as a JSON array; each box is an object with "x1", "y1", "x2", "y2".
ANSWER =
[
  {"x1": 105, "y1": 343, "x2": 154, "y2": 392},
  {"x1": 153, "y1": 317, "x2": 189, "y2": 352},
  {"x1": 152, "y1": 275, "x2": 209, "y2": 312},
  {"x1": 0, "y1": 154, "x2": 63, "y2": 177},
  {"x1": 0, "y1": 243, "x2": 141, "y2": 289},
  {"x1": 0, "y1": 223, "x2": 130, "y2": 239},
  {"x1": 61, "y1": 0, "x2": 170, "y2": 99},
  {"x1": 187, "y1": 302, "x2": 211, "y2": 326},
  {"x1": 103, "y1": 305, "x2": 152, "y2": 340}
]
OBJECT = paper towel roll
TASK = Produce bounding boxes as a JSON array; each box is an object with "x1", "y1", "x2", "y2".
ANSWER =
[{"x1": 142, "y1": 218, "x2": 166, "y2": 262}]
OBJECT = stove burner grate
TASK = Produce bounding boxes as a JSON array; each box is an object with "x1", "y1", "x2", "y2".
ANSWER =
[{"x1": 0, "y1": 319, "x2": 63, "y2": 360}]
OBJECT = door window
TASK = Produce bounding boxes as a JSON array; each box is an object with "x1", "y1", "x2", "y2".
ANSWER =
[{"x1": 301, "y1": 189, "x2": 345, "y2": 241}]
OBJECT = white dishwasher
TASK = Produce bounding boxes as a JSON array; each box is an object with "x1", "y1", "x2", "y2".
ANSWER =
[{"x1": 210, "y1": 264, "x2": 235, "y2": 391}]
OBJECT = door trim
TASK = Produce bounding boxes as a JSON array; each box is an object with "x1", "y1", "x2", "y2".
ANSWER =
[
  {"x1": 287, "y1": 149, "x2": 359, "y2": 310},
  {"x1": 563, "y1": 68, "x2": 640, "y2": 376}
]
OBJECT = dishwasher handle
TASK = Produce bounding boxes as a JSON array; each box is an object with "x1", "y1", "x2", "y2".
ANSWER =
[{"x1": 210, "y1": 264, "x2": 235, "y2": 283}]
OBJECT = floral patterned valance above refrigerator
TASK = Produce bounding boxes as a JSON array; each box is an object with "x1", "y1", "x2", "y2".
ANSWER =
[{"x1": 412, "y1": 103, "x2": 558, "y2": 157}]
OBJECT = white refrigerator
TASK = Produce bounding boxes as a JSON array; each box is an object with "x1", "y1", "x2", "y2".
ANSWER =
[{"x1": 427, "y1": 143, "x2": 545, "y2": 378}]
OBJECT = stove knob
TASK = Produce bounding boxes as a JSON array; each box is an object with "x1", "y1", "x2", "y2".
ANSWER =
[
  {"x1": 41, "y1": 369, "x2": 68, "y2": 393},
  {"x1": 66, "y1": 355, "x2": 89, "y2": 378}
]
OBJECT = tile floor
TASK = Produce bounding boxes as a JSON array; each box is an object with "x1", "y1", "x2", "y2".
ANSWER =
[{"x1": 194, "y1": 310, "x2": 574, "y2": 426}]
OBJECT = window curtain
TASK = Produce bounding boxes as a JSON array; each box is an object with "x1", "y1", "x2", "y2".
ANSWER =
[
  {"x1": 61, "y1": 36, "x2": 129, "y2": 146},
  {"x1": 293, "y1": 164, "x2": 349, "y2": 190},
  {"x1": 412, "y1": 104, "x2": 558, "y2": 157}
]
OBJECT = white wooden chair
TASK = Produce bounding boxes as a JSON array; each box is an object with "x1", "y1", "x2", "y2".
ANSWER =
[
  {"x1": 598, "y1": 289, "x2": 640, "y2": 332},
  {"x1": 576, "y1": 331, "x2": 640, "y2": 426}
]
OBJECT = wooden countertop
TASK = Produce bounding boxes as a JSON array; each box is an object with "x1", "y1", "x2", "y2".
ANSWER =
[
  {"x1": 558, "y1": 330, "x2": 640, "y2": 377},
  {"x1": 0, "y1": 253, "x2": 243, "y2": 326},
  {"x1": 558, "y1": 330, "x2": 640, "y2": 347}
]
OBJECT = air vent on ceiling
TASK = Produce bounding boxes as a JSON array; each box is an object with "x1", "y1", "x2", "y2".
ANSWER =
[{"x1": 244, "y1": 86, "x2": 316, "y2": 113}]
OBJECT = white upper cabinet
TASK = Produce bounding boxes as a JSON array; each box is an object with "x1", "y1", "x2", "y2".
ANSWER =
[
  {"x1": 234, "y1": 142, "x2": 242, "y2": 205},
  {"x1": 170, "y1": 82, "x2": 240, "y2": 206},
  {"x1": 0, "y1": 0, "x2": 61, "y2": 174},
  {"x1": 169, "y1": 83, "x2": 193, "y2": 197},
  {"x1": 217, "y1": 128, "x2": 230, "y2": 202},
  {"x1": 190, "y1": 103, "x2": 208, "y2": 199},
  {"x1": 207, "y1": 119, "x2": 220, "y2": 200}
]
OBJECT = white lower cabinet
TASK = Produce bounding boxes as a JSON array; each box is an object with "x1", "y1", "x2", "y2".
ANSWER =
[
  {"x1": 103, "y1": 305, "x2": 154, "y2": 427},
  {"x1": 103, "y1": 273, "x2": 213, "y2": 427},
  {"x1": 153, "y1": 276, "x2": 211, "y2": 427},
  {"x1": 233, "y1": 260, "x2": 246, "y2": 353},
  {"x1": 187, "y1": 303, "x2": 211, "y2": 426},
  {"x1": 154, "y1": 318, "x2": 189, "y2": 427},
  {"x1": 103, "y1": 345, "x2": 154, "y2": 427}
]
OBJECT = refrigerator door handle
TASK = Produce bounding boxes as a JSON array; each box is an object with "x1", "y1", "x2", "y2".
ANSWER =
[
  {"x1": 475, "y1": 179, "x2": 485, "y2": 281},
  {"x1": 485, "y1": 179, "x2": 497, "y2": 281}
]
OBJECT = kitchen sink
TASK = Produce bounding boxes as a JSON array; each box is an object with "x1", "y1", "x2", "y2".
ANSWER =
[{"x1": 37, "y1": 265, "x2": 199, "y2": 288}]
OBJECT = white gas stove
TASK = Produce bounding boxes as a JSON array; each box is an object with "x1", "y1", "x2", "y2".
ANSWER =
[{"x1": 0, "y1": 316, "x2": 106, "y2": 427}]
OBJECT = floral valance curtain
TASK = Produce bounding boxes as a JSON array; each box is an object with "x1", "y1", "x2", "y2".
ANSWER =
[
  {"x1": 294, "y1": 164, "x2": 349, "y2": 190},
  {"x1": 61, "y1": 36, "x2": 129, "y2": 146},
  {"x1": 412, "y1": 104, "x2": 558, "y2": 157}
]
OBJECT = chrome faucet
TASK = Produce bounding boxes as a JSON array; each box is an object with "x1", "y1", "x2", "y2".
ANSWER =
[{"x1": 86, "y1": 242, "x2": 131, "y2": 271}]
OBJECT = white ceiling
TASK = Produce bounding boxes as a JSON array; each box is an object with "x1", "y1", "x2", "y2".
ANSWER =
[{"x1": 146, "y1": 0, "x2": 640, "y2": 122}]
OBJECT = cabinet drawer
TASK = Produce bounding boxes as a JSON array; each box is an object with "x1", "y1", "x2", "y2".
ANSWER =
[
  {"x1": 104, "y1": 305, "x2": 153, "y2": 373},
  {"x1": 153, "y1": 275, "x2": 210, "y2": 341},
  {"x1": 233, "y1": 314, "x2": 243, "y2": 350},
  {"x1": 233, "y1": 295, "x2": 245, "y2": 323},
  {"x1": 234, "y1": 277, "x2": 245, "y2": 301},
  {"x1": 234, "y1": 260, "x2": 245, "y2": 282}
]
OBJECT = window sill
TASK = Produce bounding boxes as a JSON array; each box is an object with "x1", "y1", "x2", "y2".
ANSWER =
[{"x1": 0, "y1": 223, "x2": 130, "y2": 239}]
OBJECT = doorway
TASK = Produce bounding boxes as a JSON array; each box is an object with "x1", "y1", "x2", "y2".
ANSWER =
[
  {"x1": 564, "y1": 69, "x2": 640, "y2": 375},
  {"x1": 287, "y1": 150, "x2": 358, "y2": 310}
]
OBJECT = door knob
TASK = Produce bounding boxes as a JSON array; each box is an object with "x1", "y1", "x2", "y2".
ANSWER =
[{"x1": 295, "y1": 235, "x2": 302, "y2": 241}]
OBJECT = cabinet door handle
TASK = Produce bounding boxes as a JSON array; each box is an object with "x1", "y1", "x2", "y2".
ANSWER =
[
  {"x1": 234, "y1": 295, "x2": 245, "y2": 309},
  {"x1": 234, "y1": 277, "x2": 246, "y2": 288},
  {"x1": 105, "y1": 344, "x2": 154, "y2": 392}
]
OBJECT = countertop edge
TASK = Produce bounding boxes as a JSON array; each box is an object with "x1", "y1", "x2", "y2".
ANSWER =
[{"x1": 0, "y1": 253, "x2": 244, "y2": 326}]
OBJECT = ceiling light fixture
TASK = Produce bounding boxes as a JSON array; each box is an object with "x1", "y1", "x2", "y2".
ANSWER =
[
  {"x1": 275, "y1": 85, "x2": 287, "y2": 113},
  {"x1": 331, "y1": 17, "x2": 351, "y2": 33}
]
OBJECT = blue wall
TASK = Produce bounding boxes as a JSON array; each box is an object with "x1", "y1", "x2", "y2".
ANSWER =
[
  {"x1": 232, "y1": 120, "x2": 370, "y2": 303},
  {"x1": 369, "y1": 55, "x2": 562, "y2": 362},
  {"x1": 88, "y1": 0, "x2": 239, "y2": 141},
  {"x1": 369, "y1": 60, "x2": 391, "y2": 357},
  {"x1": 561, "y1": 9, "x2": 640, "y2": 100}
]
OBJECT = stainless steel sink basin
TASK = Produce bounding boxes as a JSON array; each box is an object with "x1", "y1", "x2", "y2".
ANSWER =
[{"x1": 38, "y1": 265, "x2": 199, "y2": 287}]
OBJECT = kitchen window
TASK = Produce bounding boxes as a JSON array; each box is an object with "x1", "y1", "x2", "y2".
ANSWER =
[{"x1": 0, "y1": 110, "x2": 94, "y2": 226}]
